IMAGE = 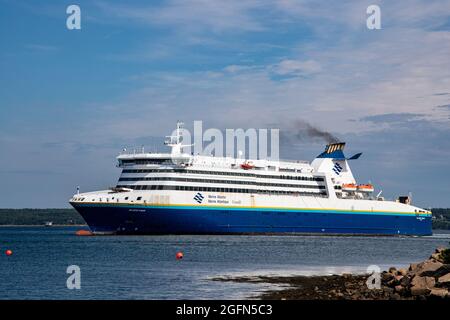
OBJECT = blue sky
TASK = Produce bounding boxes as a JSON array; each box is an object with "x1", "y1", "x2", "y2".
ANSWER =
[{"x1": 0, "y1": 0, "x2": 449, "y2": 208}]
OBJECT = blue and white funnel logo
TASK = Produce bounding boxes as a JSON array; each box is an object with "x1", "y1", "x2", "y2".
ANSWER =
[
  {"x1": 332, "y1": 162, "x2": 343, "y2": 175},
  {"x1": 193, "y1": 192, "x2": 204, "y2": 204}
]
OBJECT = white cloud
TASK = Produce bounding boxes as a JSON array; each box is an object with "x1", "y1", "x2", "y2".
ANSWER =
[
  {"x1": 223, "y1": 65, "x2": 253, "y2": 73},
  {"x1": 24, "y1": 44, "x2": 59, "y2": 52},
  {"x1": 271, "y1": 59, "x2": 322, "y2": 76},
  {"x1": 95, "y1": 0, "x2": 267, "y2": 33},
  {"x1": 3, "y1": 0, "x2": 450, "y2": 207},
  {"x1": 82, "y1": 23, "x2": 450, "y2": 139},
  {"x1": 21, "y1": 1, "x2": 450, "y2": 142}
]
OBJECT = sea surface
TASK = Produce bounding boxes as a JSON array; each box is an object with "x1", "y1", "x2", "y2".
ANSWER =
[{"x1": 0, "y1": 227, "x2": 449, "y2": 300}]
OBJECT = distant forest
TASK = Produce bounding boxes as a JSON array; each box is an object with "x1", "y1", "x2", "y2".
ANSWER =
[
  {"x1": 0, "y1": 208, "x2": 449, "y2": 229},
  {"x1": 0, "y1": 209, "x2": 86, "y2": 226},
  {"x1": 432, "y1": 208, "x2": 450, "y2": 230}
]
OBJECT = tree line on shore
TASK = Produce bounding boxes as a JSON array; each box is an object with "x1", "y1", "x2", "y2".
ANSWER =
[
  {"x1": 431, "y1": 208, "x2": 450, "y2": 230},
  {"x1": 0, "y1": 209, "x2": 86, "y2": 225}
]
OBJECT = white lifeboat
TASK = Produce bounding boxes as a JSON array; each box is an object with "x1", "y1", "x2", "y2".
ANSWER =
[
  {"x1": 341, "y1": 183, "x2": 357, "y2": 192},
  {"x1": 357, "y1": 184, "x2": 374, "y2": 193}
]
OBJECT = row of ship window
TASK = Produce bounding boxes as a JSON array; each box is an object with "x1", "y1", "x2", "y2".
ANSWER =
[
  {"x1": 116, "y1": 184, "x2": 328, "y2": 196},
  {"x1": 121, "y1": 159, "x2": 174, "y2": 165},
  {"x1": 121, "y1": 169, "x2": 324, "y2": 181},
  {"x1": 118, "y1": 177, "x2": 326, "y2": 189}
]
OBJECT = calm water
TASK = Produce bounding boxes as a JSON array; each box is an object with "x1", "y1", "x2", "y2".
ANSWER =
[{"x1": 0, "y1": 227, "x2": 449, "y2": 300}]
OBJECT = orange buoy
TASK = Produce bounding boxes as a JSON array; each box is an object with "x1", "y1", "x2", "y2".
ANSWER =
[
  {"x1": 5, "y1": 249, "x2": 13, "y2": 256},
  {"x1": 176, "y1": 252, "x2": 183, "y2": 260},
  {"x1": 75, "y1": 229, "x2": 93, "y2": 236}
]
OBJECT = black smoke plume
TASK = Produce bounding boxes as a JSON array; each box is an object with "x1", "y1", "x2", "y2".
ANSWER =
[{"x1": 280, "y1": 119, "x2": 340, "y2": 144}]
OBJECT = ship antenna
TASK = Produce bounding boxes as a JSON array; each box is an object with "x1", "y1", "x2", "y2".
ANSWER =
[{"x1": 164, "y1": 121, "x2": 193, "y2": 155}]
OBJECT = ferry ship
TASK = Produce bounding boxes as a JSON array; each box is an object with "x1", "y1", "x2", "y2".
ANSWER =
[{"x1": 70, "y1": 122, "x2": 432, "y2": 236}]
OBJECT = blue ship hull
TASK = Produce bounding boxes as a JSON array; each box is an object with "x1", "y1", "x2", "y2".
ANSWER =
[{"x1": 71, "y1": 203, "x2": 432, "y2": 236}]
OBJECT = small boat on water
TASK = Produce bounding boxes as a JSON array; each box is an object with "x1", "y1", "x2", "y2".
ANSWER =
[{"x1": 45, "y1": 221, "x2": 53, "y2": 227}]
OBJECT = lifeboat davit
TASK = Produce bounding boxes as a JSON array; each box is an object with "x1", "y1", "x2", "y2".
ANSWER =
[
  {"x1": 357, "y1": 184, "x2": 374, "y2": 193},
  {"x1": 341, "y1": 183, "x2": 357, "y2": 192},
  {"x1": 241, "y1": 162, "x2": 255, "y2": 170}
]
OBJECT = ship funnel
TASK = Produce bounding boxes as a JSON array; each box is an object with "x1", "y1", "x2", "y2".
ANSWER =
[
  {"x1": 324, "y1": 142, "x2": 345, "y2": 154},
  {"x1": 315, "y1": 142, "x2": 362, "y2": 160},
  {"x1": 316, "y1": 142, "x2": 346, "y2": 159}
]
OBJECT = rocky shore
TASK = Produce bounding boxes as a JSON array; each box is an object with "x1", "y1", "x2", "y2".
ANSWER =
[{"x1": 214, "y1": 247, "x2": 450, "y2": 300}]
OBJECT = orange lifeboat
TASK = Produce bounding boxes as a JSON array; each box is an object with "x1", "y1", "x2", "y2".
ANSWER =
[
  {"x1": 240, "y1": 162, "x2": 255, "y2": 170},
  {"x1": 75, "y1": 229, "x2": 93, "y2": 236},
  {"x1": 341, "y1": 183, "x2": 357, "y2": 192},
  {"x1": 357, "y1": 184, "x2": 374, "y2": 193}
]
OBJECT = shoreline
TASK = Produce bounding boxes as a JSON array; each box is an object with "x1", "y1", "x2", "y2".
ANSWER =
[
  {"x1": 0, "y1": 224, "x2": 87, "y2": 227},
  {"x1": 213, "y1": 248, "x2": 450, "y2": 300},
  {"x1": 214, "y1": 274, "x2": 403, "y2": 300}
]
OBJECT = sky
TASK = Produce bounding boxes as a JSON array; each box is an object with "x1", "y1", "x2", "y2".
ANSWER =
[{"x1": 0, "y1": 0, "x2": 449, "y2": 208}]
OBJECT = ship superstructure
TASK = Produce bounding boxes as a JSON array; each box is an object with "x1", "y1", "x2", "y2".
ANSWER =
[{"x1": 70, "y1": 122, "x2": 432, "y2": 235}]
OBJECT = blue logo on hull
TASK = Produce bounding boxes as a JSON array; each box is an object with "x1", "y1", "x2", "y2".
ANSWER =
[{"x1": 193, "y1": 193, "x2": 204, "y2": 203}]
